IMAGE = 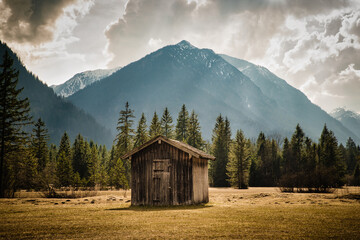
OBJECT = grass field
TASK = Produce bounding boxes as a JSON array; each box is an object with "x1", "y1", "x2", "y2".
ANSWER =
[{"x1": 1, "y1": 187, "x2": 360, "y2": 239}]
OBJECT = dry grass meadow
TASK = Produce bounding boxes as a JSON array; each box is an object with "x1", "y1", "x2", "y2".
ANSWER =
[{"x1": 1, "y1": 187, "x2": 360, "y2": 239}]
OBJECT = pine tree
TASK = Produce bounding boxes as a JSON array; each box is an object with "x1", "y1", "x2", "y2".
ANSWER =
[
  {"x1": 346, "y1": 137, "x2": 358, "y2": 174},
  {"x1": 318, "y1": 124, "x2": 345, "y2": 188},
  {"x1": 282, "y1": 137, "x2": 291, "y2": 175},
  {"x1": 0, "y1": 50, "x2": 32, "y2": 197},
  {"x1": 48, "y1": 144, "x2": 57, "y2": 164},
  {"x1": 278, "y1": 125, "x2": 306, "y2": 191},
  {"x1": 227, "y1": 130, "x2": 250, "y2": 189},
  {"x1": 290, "y1": 124, "x2": 305, "y2": 175},
  {"x1": 42, "y1": 144, "x2": 58, "y2": 194},
  {"x1": 302, "y1": 137, "x2": 317, "y2": 189},
  {"x1": 187, "y1": 110, "x2": 203, "y2": 149},
  {"x1": 134, "y1": 113, "x2": 148, "y2": 148},
  {"x1": 114, "y1": 102, "x2": 135, "y2": 185},
  {"x1": 72, "y1": 134, "x2": 87, "y2": 180},
  {"x1": 87, "y1": 142, "x2": 100, "y2": 188},
  {"x1": 255, "y1": 132, "x2": 267, "y2": 186},
  {"x1": 108, "y1": 145, "x2": 117, "y2": 189},
  {"x1": 224, "y1": 117, "x2": 232, "y2": 152},
  {"x1": 20, "y1": 148, "x2": 38, "y2": 190},
  {"x1": 271, "y1": 139, "x2": 281, "y2": 185},
  {"x1": 31, "y1": 118, "x2": 49, "y2": 172},
  {"x1": 111, "y1": 158, "x2": 129, "y2": 189},
  {"x1": 161, "y1": 107, "x2": 174, "y2": 138},
  {"x1": 115, "y1": 101, "x2": 135, "y2": 156},
  {"x1": 210, "y1": 115, "x2": 230, "y2": 187},
  {"x1": 56, "y1": 132, "x2": 73, "y2": 187},
  {"x1": 149, "y1": 111, "x2": 161, "y2": 138},
  {"x1": 353, "y1": 163, "x2": 360, "y2": 186},
  {"x1": 98, "y1": 145, "x2": 109, "y2": 188},
  {"x1": 175, "y1": 104, "x2": 189, "y2": 142}
]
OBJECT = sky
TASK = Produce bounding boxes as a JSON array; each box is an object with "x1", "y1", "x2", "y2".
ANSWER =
[{"x1": 0, "y1": 0, "x2": 359, "y2": 114}]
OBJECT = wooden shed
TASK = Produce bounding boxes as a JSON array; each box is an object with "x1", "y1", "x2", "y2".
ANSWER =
[{"x1": 122, "y1": 135, "x2": 215, "y2": 206}]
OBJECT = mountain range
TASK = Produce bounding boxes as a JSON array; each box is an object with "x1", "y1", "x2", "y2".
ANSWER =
[
  {"x1": 51, "y1": 67, "x2": 121, "y2": 97},
  {"x1": 66, "y1": 40, "x2": 359, "y2": 144},
  {"x1": 330, "y1": 108, "x2": 360, "y2": 141},
  {"x1": 0, "y1": 41, "x2": 113, "y2": 146},
  {"x1": 3, "y1": 40, "x2": 358, "y2": 145}
]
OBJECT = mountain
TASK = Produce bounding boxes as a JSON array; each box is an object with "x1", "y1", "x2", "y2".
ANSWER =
[
  {"x1": 0, "y1": 41, "x2": 113, "y2": 146},
  {"x1": 67, "y1": 40, "x2": 359, "y2": 144},
  {"x1": 51, "y1": 67, "x2": 121, "y2": 97},
  {"x1": 220, "y1": 54, "x2": 358, "y2": 144},
  {"x1": 68, "y1": 40, "x2": 287, "y2": 140},
  {"x1": 330, "y1": 108, "x2": 360, "y2": 140}
]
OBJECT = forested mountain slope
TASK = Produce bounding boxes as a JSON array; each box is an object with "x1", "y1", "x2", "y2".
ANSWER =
[{"x1": 0, "y1": 41, "x2": 113, "y2": 146}]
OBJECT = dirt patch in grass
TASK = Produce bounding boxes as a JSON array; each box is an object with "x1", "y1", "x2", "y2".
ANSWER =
[{"x1": 0, "y1": 187, "x2": 359, "y2": 239}]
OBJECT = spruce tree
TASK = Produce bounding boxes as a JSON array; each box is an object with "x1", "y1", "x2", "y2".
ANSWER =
[
  {"x1": 270, "y1": 139, "x2": 281, "y2": 185},
  {"x1": 161, "y1": 107, "x2": 174, "y2": 138},
  {"x1": 187, "y1": 110, "x2": 203, "y2": 149},
  {"x1": 278, "y1": 125, "x2": 306, "y2": 191},
  {"x1": 149, "y1": 111, "x2": 161, "y2": 138},
  {"x1": 346, "y1": 137, "x2": 358, "y2": 174},
  {"x1": 72, "y1": 134, "x2": 87, "y2": 180},
  {"x1": 48, "y1": 144, "x2": 57, "y2": 164},
  {"x1": 353, "y1": 163, "x2": 360, "y2": 186},
  {"x1": 21, "y1": 148, "x2": 38, "y2": 190},
  {"x1": 282, "y1": 137, "x2": 291, "y2": 175},
  {"x1": 108, "y1": 145, "x2": 117, "y2": 189},
  {"x1": 224, "y1": 117, "x2": 232, "y2": 152},
  {"x1": 111, "y1": 158, "x2": 129, "y2": 190},
  {"x1": 42, "y1": 144, "x2": 58, "y2": 194},
  {"x1": 98, "y1": 145, "x2": 109, "y2": 188},
  {"x1": 87, "y1": 142, "x2": 100, "y2": 188},
  {"x1": 56, "y1": 132, "x2": 73, "y2": 187},
  {"x1": 210, "y1": 115, "x2": 230, "y2": 187},
  {"x1": 318, "y1": 124, "x2": 345, "y2": 188},
  {"x1": 227, "y1": 130, "x2": 250, "y2": 189},
  {"x1": 290, "y1": 124, "x2": 305, "y2": 175},
  {"x1": 114, "y1": 102, "x2": 135, "y2": 184},
  {"x1": 0, "y1": 50, "x2": 32, "y2": 197},
  {"x1": 31, "y1": 118, "x2": 49, "y2": 172},
  {"x1": 134, "y1": 113, "x2": 148, "y2": 148},
  {"x1": 175, "y1": 104, "x2": 189, "y2": 142},
  {"x1": 255, "y1": 132, "x2": 267, "y2": 186},
  {"x1": 115, "y1": 101, "x2": 135, "y2": 156}
]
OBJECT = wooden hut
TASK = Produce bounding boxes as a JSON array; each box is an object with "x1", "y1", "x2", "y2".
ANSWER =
[{"x1": 122, "y1": 135, "x2": 215, "y2": 206}]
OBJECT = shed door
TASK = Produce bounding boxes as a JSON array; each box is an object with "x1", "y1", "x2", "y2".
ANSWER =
[{"x1": 152, "y1": 159, "x2": 171, "y2": 205}]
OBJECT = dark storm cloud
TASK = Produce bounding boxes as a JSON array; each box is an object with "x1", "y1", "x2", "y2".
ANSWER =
[{"x1": 0, "y1": 0, "x2": 77, "y2": 44}]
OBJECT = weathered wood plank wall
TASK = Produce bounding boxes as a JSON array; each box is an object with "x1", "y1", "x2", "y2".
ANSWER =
[{"x1": 131, "y1": 142, "x2": 200, "y2": 205}]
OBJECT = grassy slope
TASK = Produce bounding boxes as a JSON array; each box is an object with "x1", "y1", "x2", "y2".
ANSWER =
[{"x1": 0, "y1": 188, "x2": 359, "y2": 239}]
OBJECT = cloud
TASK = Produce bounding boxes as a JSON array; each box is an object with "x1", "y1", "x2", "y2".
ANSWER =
[
  {"x1": 0, "y1": 0, "x2": 82, "y2": 44},
  {"x1": 0, "y1": 0, "x2": 99, "y2": 85},
  {"x1": 262, "y1": 6, "x2": 360, "y2": 112},
  {"x1": 1, "y1": 0, "x2": 359, "y2": 113},
  {"x1": 102, "y1": 0, "x2": 360, "y2": 113}
]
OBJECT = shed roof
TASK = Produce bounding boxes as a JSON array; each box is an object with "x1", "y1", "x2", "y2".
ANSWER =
[{"x1": 122, "y1": 135, "x2": 215, "y2": 160}]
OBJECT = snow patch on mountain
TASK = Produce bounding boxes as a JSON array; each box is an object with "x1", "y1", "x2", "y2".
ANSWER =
[
  {"x1": 330, "y1": 107, "x2": 360, "y2": 121},
  {"x1": 51, "y1": 67, "x2": 121, "y2": 97}
]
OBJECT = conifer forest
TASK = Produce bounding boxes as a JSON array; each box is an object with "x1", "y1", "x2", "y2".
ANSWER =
[{"x1": 1, "y1": 49, "x2": 360, "y2": 198}]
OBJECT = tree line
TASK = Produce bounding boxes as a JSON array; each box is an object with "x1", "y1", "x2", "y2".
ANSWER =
[
  {"x1": 1, "y1": 50, "x2": 360, "y2": 197},
  {"x1": 212, "y1": 120, "x2": 360, "y2": 192},
  {"x1": 0, "y1": 48, "x2": 205, "y2": 197}
]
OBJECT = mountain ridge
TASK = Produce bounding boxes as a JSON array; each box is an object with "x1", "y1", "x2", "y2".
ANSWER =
[
  {"x1": 51, "y1": 67, "x2": 121, "y2": 97},
  {"x1": 0, "y1": 41, "x2": 113, "y2": 146},
  {"x1": 220, "y1": 54, "x2": 357, "y2": 143},
  {"x1": 67, "y1": 40, "x2": 359, "y2": 144},
  {"x1": 330, "y1": 107, "x2": 360, "y2": 140}
]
